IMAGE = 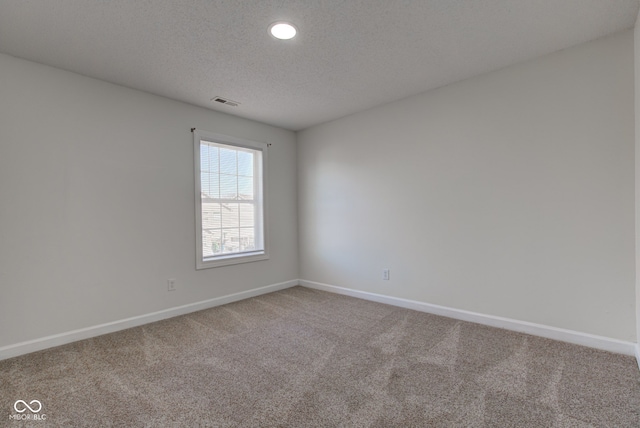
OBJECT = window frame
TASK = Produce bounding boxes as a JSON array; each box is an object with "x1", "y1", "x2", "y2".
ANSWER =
[{"x1": 193, "y1": 129, "x2": 269, "y2": 269}]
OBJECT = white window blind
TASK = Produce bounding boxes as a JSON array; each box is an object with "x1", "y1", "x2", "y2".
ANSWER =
[{"x1": 194, "y1": 130, "x2": 268, "y2": 269}]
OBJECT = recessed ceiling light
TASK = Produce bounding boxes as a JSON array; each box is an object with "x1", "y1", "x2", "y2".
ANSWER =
[{"x1": 269, "y1": 22, "x2": 297, "y2": 40}]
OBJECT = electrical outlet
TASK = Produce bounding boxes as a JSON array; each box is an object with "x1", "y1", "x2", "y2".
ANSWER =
[
  {"x1": 383, "y1": 269, "x2": 390, "y2": 280},
  {"x1": 167, "y1": 278, "x2": 176, "y2": 292}
]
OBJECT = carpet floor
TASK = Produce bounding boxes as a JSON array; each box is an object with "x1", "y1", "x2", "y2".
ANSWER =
[{"x1": 1, "y1": 286, "x2": 639, "y2": 427}]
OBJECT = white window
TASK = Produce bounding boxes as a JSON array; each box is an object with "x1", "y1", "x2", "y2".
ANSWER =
[{"x1": 193, "y1": 129, "x2": 268, "y2": 269}]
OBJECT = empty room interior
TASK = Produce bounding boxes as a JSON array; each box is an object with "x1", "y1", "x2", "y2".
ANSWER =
[{"x1": 2, "y1": 1, "x2": 640, "y2": 426}]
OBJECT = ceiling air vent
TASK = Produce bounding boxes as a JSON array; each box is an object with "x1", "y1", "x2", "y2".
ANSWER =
[{"x1": 211, "y1": 96, "x2": 240, "y2": 107}]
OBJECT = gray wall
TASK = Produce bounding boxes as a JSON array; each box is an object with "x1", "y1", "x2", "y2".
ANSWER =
[
  {"x1": 0, "y1": 53, "x2": 298, "y2": 348},
  {"x1": 635, "y1": 12, "x2": 640, "y2": 351},
  {"x1": 297, "y1": 31, "x2": 635, "y2": 341}
]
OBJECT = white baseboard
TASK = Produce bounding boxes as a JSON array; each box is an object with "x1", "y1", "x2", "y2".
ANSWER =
[
  {"x1": 0, "y1": 279, "x2": 298, "y2": 361},
  {"x1": 300, "y1": 279, "x2": 637, "y2": 357},
  {"x1": 635, "y1": 344, "x2": 640, "y2": 371}
]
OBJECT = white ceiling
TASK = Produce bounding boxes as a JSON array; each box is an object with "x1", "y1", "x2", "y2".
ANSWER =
[{"x1": 0, "y1": 1, "x2": 638, "y2": 131}]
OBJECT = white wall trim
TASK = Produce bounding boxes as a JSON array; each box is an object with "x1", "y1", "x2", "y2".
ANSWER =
[
  {"x1": 300, "y1": 279, "x2": 637, "y2": 357},
  {"x1": 4, "y1": 278, "x2": 637, "y2": 364},
  {"x1": 0, "y1": 280, "x2": 298, "y2": 361}
]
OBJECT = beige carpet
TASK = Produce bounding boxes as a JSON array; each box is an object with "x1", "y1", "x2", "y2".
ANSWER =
[{"x1": 1, "y1": 286, "x2": 639, "y2": 427}]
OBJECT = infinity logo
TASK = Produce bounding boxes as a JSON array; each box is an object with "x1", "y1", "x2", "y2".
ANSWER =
[{"x1": 14, "y1": 400, "x2": 42, "y2": 413}]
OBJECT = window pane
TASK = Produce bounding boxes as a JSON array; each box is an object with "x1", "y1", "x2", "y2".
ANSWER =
[
  {"x1": 211, "y1": 174, "x2": 220, "y2": 199},
  {"x1": 238, "y1": 151, "x2": 253, "y2": 177},
  {"x1": 203, "y1": 230, "x2": 221, "y2": 257},
  {"x1": 220, "y1": 174, "x2": 237, "y2": 199},
  {"x1": 238, "y1": 176, "x2": 253, "y2": 200},
  {"x1": 240, "y1": 228, "x2": 255, "y2": 251},
  {"x1": 221, "y1": 203, "x2": 239, "y2": 228},
  {"x1": 200, "y1": 171, "x2": 210, "y2": 196},
  {"x1": 201, "y1": 172, "x2": 220, "y2": 199},
  {"x1": 208, "y1": 146, "x2": 219, "y2": 172},
  {"x1": 220, "y1": 148, "x2": 237, "y2": 175},
  {"x1": 239, "y1": 203, "x2": 254, "y2": 227},
  {"x1": 201, "y1": 144, "x2": 210, "y2": 171},
  {"x1": 221, "y1": 229, "x2": 240, "y2": 254},
  {"x1": 202, "y1": 203, "x2": 221, "y2": 229}
]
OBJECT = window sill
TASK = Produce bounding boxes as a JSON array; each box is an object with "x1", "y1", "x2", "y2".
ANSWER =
[{"x1": 196, "y1": 252, "x2": 269, "y2": 270}]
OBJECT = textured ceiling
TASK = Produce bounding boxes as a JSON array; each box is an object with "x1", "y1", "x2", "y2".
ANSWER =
[{"x1": 0, "y1": 1, "x2": 638, "y2": 131}]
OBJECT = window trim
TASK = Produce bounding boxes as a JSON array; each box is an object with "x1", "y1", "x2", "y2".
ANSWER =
[{"x1": 193, "y1": 129, "x2": 269, "y2": 269}]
